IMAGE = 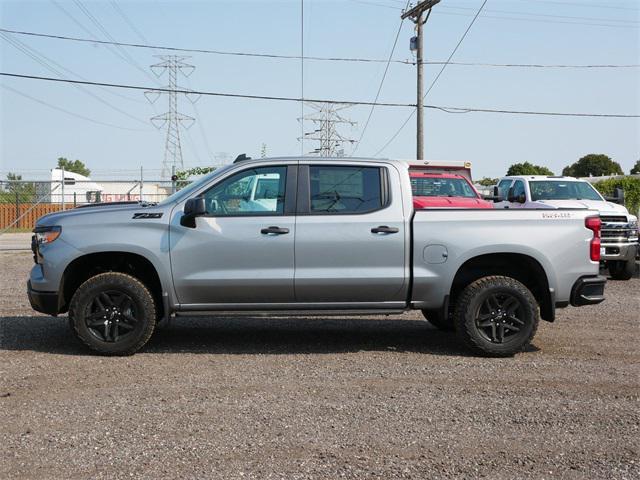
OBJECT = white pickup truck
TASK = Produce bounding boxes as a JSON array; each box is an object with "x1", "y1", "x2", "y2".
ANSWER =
[
  {"x1": 28, "y1": 157, "x2": 606, "y2": 356},
  {"x1": 495, "y1": 175, "x2": 638, "y2": 280}
]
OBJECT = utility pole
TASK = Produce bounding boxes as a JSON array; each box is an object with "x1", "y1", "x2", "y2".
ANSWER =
[
  {"x1": 145, "y1": 55, "x2": 198, "y2": 179},
  {"x1": 298, "y1": 102, "x2": 357, "y2": 157},
  {"x1": 402, "y1": 0, "x2": 440, "y2": 160}
]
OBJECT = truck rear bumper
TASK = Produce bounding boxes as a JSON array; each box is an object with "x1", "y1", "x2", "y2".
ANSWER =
[
  {"x1": 27, "y1": 281, "x2": 59, "y2": 316},
  {"x1": 570, "y1": 275, "x2": 606, "y2": 306}
]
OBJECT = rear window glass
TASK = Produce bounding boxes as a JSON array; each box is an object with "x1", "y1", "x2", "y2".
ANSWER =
[{"x1": 410, "y1": 177, "x2": 476, "y2": 198}]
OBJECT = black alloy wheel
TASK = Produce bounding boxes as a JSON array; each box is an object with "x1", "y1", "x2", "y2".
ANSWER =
[
  {"x1": 474, "y1": 292, "x2": 526, "y2": 344},
  {"x1": 84, "y1": 290, "x2": 139, "y2": 343}
]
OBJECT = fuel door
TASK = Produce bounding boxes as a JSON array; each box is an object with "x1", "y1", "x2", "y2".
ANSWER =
[{"x1": 423, "y1": 244, "x2": 448, "y2": 264}]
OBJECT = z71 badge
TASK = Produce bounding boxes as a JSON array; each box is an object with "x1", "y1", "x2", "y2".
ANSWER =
[{"x1": 132, "y1": 212, "x2": 163, "y2": 219}]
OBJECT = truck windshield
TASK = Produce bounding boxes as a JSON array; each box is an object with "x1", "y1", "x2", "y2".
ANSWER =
[
  {"x1": 529, "y1": 181, "x2": 602, "y2": 201},
  {"x1": 410, "y1": 177, "x2": 477, "y2": 198},
  {"x1": 157, "y1": 164, "x2": 235, "y2": 206}
]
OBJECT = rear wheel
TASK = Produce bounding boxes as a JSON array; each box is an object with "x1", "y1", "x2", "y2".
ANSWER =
[
  {"x1": 454, "y1": 276, "x2": 539, "y2": 357},
  {"x1": 608, "y1": 260, "x2": 634, "y2": 281},
  {"x1": 68, "y1": 272, "x2": 156, "y2": 355}
]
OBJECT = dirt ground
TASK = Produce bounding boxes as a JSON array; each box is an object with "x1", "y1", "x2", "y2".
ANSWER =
[{"x1": 1, "y1": 251, "x2": 638, "y2": 479}]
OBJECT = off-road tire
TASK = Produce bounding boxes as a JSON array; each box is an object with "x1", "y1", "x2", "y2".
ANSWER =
[
  {"x1": 69, "y1": 272, "x2": 156, "y2": 355},
  {"x1": 422, "y1": 309, "x2": 455, "y2": 331},
  {"x1": 454, "y1": 276, "x2": 539, "y2": 357},
  {"x1": 608, "y1": 260, "x2": 634, "y2": 281}
]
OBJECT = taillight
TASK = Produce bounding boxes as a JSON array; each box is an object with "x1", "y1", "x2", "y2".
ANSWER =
[{"x1": 585, "y1": 216, "x2": 601, "y2": 262}]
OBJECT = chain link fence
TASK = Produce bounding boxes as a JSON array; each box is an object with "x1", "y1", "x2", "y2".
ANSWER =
[{"x1": 0, "y1": 179, "x2": 178, "y2": 231}]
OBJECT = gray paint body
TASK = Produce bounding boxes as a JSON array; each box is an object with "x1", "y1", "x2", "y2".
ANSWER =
[{"x1": 30, "y1": 157, "x2": 600, "y2": 314}]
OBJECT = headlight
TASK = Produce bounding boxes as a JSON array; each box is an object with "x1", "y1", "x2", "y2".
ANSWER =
[{"x1": 34, "y1": 226, "x2": 62, "y2": 245}]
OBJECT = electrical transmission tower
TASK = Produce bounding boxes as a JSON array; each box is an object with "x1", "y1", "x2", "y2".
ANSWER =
[
  {"x1": 145, "y1": 55, "x2": 199, "y2": 178},
  {"x1": 298, "y1": 102, "x2": 357, "y2": 157}
]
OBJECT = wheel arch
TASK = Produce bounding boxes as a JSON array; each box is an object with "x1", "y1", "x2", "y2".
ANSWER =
[
  {"x1": 60, "y1": 251, "x2": 166, "y2": 318},
  {"x1": 449, "y1": 252, "x2": 555, "y2": 322}
]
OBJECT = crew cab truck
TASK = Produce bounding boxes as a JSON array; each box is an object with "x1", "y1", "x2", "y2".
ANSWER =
[
  {"x1": 495, "y1": 175, "x2": 638, "y2": 280},
  {"x1": 409, "y1": 160, "x2": 493, "y2": 209},
  {"x1": 28, "y1": 157, "x2": 606, "y2": 357}
]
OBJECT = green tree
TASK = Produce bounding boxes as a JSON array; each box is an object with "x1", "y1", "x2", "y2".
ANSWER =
[
  {"x1": 630, "y1": 160, "x2": 640, "y2": 175},
  {"x1": 57, "y1": 157, "x2": 91, "y2": 177},
  {"x1": 593, "y1": 176, "x2": 640, "y2": 216},
  {"x1": 174, "y1": 166, "x2": 216, "y2": 189},
  {"x1": 506, "y1": 162, "x2": 554, "y2": 176},
  {"x1": 562, "y1": 154, "x2": 623, "y2": 178},
  {"x1": 260, "y1": 143, "x2": 268, "y2": 158},
  {"x1": 0, "y1": 173, "x2": 36, "y2": 203},
  {"x1": 477, "y1": 177, "x2": 498, "y2": 187}
]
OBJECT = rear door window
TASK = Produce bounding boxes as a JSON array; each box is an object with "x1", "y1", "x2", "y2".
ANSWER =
[{"x1": 309, "y1": 166, "x2": 384, "y2": 214}]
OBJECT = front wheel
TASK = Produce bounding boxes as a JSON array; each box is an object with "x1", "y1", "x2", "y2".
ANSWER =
[
  {"x1": 68, "y1": 272, "x2": 157, "y2": 355},
  {"x1": 608, "y1": 260, "x2": 635, "y2": 281},
  {"x1": 454, "y1": 276, "x2": 539, "y2": 357}
]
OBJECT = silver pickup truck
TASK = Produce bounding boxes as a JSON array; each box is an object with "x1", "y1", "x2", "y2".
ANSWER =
[{"x1": 27, "y1": 157, "x2": 606, "y2": 357}]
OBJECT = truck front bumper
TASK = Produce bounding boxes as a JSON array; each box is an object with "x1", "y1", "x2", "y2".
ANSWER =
[
  {"x1": 570, "y1": 275, "x2": 606, "y2": 306},
  {"x1": 601, "y1": 242, "x2": 638, "y2": 262},
  {"x1": 27, "y1": 280, "x2": 60, "y2": 316}
]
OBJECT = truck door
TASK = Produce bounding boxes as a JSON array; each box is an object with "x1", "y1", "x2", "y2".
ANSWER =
[
  {"x1": 294, "y1": 163, "x2": 407, "y2": 304},
  {"x1": 170, "y1": 164, "x2": 296, "y2": 305}
]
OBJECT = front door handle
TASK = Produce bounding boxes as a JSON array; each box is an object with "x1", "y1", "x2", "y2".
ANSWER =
[
  {"x1": 371, "y1": 226, "x2": 399, "y2": 234},
  {"x1": 261, "y1": 226, "x2": 290, "y2": 235}
]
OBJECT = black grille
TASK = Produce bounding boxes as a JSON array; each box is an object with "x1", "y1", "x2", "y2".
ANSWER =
[{"x1": 600, "y1": 215, "x2": 627, "y2": 223}]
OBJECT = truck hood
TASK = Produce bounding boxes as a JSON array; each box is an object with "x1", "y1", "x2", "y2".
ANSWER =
[
  {"x1": 35, "y1": 202, "x2": 167, "y2": 227},
  {"x1": 533, "y1": 199, "x2": 629, "y2": 215},
  {"x1": 413, "y1": 196, "x2": 493, "y2": 209}
]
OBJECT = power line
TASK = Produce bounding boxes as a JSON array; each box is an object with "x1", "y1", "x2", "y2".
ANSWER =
[
  {"x1": 2, "y1": 71, "x2": 638, "y2": 118},
  {"x1": 351, "y1": 0, "x2": 639, "y2": 28},
  {"x1": 108, "y1": 0, "x2": 150, "y2": 43},
  {"x1": 1, "y1": 28, "x2": 637, "y2": 68},
  {"x1": 439, "y1": 4, "x2": 639, "y2": 24},
  {"x1": 0, "y1": 84, "x2": 145, "y2": 130},
  {"x1": 0, "y1": 32, "x2": 149, "y2": 124},
  {"x1": 517, "y1": 0, "x2": 640, "y2": 11},
  {"x1": 352, "y1": 0, "x2": 411, "y2": 155},
  {"x1": 373, "y1": 0, "x2": 488, "y2": 157},
  {"x1": 433, "y1": 9, "x2": 639, "y2": 29},
  {"x1": 301, "y1": 0, "x2": 305, "y2": 156},
  {"x1": 71, "y1": 0, "x2": 160, "y2": 86}
]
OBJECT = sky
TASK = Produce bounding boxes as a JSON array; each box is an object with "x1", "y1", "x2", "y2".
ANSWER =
[{"x1": 0, "y1": 0, "x2": 638, "y2": 181}]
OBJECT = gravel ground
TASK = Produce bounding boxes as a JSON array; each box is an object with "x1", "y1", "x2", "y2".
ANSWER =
[{"x1": 1, "y1": 251, "x2": 638, "y2": 479}]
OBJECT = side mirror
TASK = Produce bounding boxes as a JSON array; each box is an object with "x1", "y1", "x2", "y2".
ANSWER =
[
  {"x1": 483, "y1": 186, "x2": 503, "y2": 203},
  {"x1": 605, "y1": 187, "x2": 625, "y2": 205},
  {"x1": 507, "y1": 187, "x2": 525, "y2": 204},
  {"x1": 180, "y1": 197, "x2": 206, "y2": 228}
]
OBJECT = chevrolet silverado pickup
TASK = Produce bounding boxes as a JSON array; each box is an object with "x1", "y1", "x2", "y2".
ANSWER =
[
  {"x1": 495, "y1": 175, "x2": 638, "y2": 280},
  {"x1": 28, "y1": 157, "x2": 606, "y2": 356}
]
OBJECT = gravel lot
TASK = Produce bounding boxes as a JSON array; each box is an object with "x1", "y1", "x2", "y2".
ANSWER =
[{"x1": 1, "y1": 251, "x2": 638, "y2": 479}]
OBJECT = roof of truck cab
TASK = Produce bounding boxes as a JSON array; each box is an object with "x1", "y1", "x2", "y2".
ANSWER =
[
  {"x1": 409, "y1": 172, "x2": 467, "y2": 179},
  {"x1": 501, "y1": 175, "x2": 583, "y2": 182},
  {"x1": 232, "y1": 156, "x2": 412, "y2": 166}
]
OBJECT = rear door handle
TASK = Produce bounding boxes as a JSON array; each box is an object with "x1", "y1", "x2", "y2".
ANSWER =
[
  {"x1": 261, "y1": 226, "x2": 290, "y2": 235},
  {"x1": 371, "y1": 226, "x2": 399, "y2": 234}
]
